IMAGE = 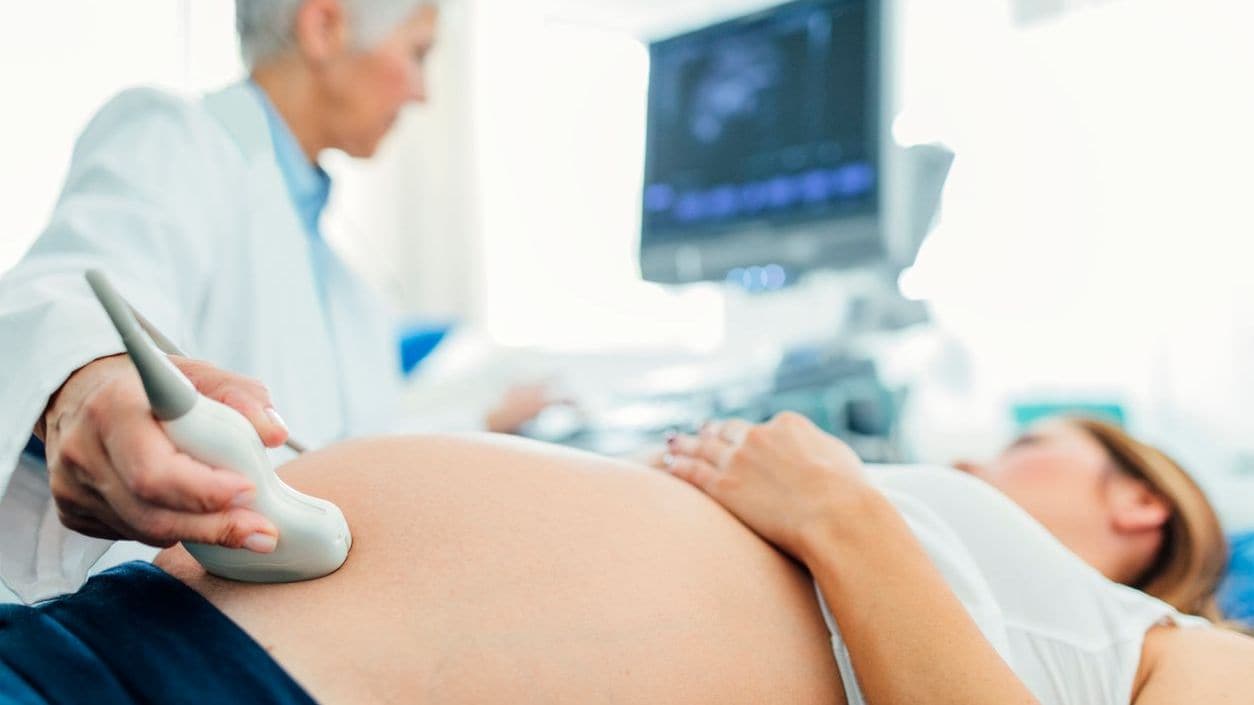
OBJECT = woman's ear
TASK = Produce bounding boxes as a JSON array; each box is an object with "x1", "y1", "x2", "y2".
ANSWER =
[
  {"x1": 293, "y1": 0, "x2": 350, "y2": 65},
  {"x1": 1109, "y1": 475, "x2": 1171, "y2": 534}
]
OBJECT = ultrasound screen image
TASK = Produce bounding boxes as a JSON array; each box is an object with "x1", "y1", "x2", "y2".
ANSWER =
[{"x1": 642, "y1": 0, "x2": 875, "y2": 241}]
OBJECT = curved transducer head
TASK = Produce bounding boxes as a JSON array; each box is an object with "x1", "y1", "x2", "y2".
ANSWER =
[
  {"x1": 956, "y1": 417, "x2": 1228, "y2": 618},
  {"x1": 236, "y1": 0, "x2": 443, "y2": 158}
]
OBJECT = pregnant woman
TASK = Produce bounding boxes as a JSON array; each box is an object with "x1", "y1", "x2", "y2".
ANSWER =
[{"x1": 2, "y1": 416, "x2": 1252, "y2": 704}]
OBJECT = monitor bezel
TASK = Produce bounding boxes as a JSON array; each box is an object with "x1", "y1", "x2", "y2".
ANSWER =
[{"x1": 638, "y1": 0, "x2": 886, "y2": 285}]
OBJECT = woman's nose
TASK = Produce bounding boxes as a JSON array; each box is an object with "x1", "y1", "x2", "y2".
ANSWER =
[{"x1": 952, "y1": 460, "x2": 986, "y2": 477}]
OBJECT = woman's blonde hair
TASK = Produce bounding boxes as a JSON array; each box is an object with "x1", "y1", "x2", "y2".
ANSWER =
[{"x1": 1069, "y1": 417, "x2": 1228, "y2": 619}]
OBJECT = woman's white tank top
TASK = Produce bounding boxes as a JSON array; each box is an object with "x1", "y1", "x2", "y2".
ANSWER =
[{"x1": 816, "y1": 465, "x2": 1207, "y2": 705}]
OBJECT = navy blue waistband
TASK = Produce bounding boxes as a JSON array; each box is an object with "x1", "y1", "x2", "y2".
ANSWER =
[{"x1": 0, "y1": 562, "x2": 316, "y2": 705}]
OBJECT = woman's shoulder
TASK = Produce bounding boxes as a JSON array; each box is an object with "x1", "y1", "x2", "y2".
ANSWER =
[
  {"x1": 864, "y1": 465, "x2": 1254, "y2": 704},
  {"x1": 868, "y1": 464, "x2": 998, "y2": 498},
  {"x1": 865, "y1": 464, "x2": 1206, "y2": 705},
  {"x1": 1134, "y1": 625, "x2": 1254, "y2": 704},
  {"x1": 866, "y1": 464, "x2": 1065, "y2": 562},
  {"x1": 867, "y1": 465, "x2": 1182, "y2": 634}
]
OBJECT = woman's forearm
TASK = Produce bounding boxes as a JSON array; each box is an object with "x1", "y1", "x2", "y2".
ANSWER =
[
  {"x1": 660, "y1": 414, "x2": 1042, "y2": 703},
  {"x1": 800, "y1": 486, "x2": 1041, "y2": 705}
]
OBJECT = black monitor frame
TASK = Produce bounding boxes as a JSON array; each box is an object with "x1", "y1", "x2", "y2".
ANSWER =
[{"x1": 639, "y1": 0, "x2": 885, "y2": 286}]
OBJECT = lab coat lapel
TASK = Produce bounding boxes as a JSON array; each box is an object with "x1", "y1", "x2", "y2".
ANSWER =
[
  {"x1": 200, "y1": 83, "x2": 350, "y2": 448},
  {"x1": 200, "y1": 82, "x2": 399, "y2": 444}
]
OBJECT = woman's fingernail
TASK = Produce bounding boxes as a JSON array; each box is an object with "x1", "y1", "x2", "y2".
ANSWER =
[
  {"x1": 243, "y1": 533, "x2": 277, "y2": 554},
  {"x1": 230, "y1": 489, "x2": 255, "y2": 508},
  {"x1": 264, "y1": 407, "x2": 288, "y2": 431},
  {"x1": 662, "y1": 453, "x2": 676, "y2": 468}
]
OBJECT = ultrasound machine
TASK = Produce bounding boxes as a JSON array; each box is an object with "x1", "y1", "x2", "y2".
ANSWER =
[{"x1": 526, "y1": 0, "x2": 953, "y2": 461}]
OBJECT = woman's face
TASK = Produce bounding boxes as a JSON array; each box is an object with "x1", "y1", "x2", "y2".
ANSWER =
[
  {"x1": 959, "y1": 420, "x2": 1115, "y2": 533},
  {"x1": 316, "y1": 5, "x2": 438, "y2": 157},
  {"x1": 957, "y1": 419, "x2": 1168, "y2": 581}
]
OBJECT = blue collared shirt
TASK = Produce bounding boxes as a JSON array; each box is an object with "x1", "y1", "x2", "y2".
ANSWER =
[{"x1": 248, "y1": 81, "x2": 331, "y2": 241}]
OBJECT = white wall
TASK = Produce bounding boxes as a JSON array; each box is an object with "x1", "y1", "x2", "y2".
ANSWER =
[
  {"x1": 468, "y1": 0, "x2": 726, "y2": 351},
  {"x1": 894, "y1": 0, "x2": 1254, "y2": 526},
  {"x1": 0, "y1": 1, "x2": 240, "y2": 273},
  {"x1": 334, "y1": 0, "x2": 727, "y2": 348}
]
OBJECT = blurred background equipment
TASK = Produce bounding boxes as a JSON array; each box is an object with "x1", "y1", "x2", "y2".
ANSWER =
[
  {"x1": 512, "y1": 0, "x2": 944, "y2": 461},
  {"x1": 4, "y1": 0, "x2": 1254, "y2": 553}
]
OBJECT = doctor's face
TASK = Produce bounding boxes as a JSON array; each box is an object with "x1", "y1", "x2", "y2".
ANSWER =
[{"x1": 318, "y1": 5, "x2": 438, "y2": 157}]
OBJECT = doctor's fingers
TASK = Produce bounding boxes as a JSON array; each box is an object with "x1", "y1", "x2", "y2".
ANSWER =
[
  {"x1": 173, "y1": 359, "x2": 290, "y2": 448},
  {"x1": 48, "y1": 457, "x2": 125, "y2": 541},
  {"x1": 47, "y1": 435, "x2": 157, "y2": 543},
  {"x1": 99, "y1": 421, "x2": 256, "y2": 514},
  {"x1": 100, "y1": 488, "x2": 278, "y2": 552},
  {"x1": 96, "y1": 440, "x2": 280, "y2": 552},
  {"x1": 50, "y1": 449, "x2": 188, "y2": 546}
]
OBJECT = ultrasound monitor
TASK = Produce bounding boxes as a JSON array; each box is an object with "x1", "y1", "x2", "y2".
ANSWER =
[{"x1": 639, "y1": 0, "x2": 883, "y2": 286}]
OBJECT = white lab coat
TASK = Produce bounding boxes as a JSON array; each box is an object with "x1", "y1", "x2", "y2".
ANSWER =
[{"x1": 0, "y1": 82, "x2": 401, "y2": 603}]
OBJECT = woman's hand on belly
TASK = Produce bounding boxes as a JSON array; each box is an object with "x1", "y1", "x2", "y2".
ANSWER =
[
  {"x1": 664, "y1": 417, "x2": 1046, "y2": 705},
  {"x1": 659, "y1": 412, "x2": 872, "y2": 562}
]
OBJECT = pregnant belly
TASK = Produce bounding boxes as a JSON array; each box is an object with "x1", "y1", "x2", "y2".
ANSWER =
[{"x1": 157, "y1": 434, "x2": 845, "y2": 705}]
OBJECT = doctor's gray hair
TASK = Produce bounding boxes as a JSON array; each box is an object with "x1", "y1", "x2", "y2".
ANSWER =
[{"x1": 236, "y1": 0, "x2": 440, "y2": 68}]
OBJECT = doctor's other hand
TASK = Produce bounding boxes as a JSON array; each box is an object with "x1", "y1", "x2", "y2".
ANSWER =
[
  {"x1": 657, "y1": 412, "x2": 870, "y2": 562},
  {"x1": 36, "y1": 354, "x2": 285, "y2": 552},
  {"x1": 484, "y1": 383, "x2": 566, "y2": 434}
]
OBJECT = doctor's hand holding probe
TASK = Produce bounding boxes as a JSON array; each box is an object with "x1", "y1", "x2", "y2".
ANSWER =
[
  {"x1": 34, "y1": 351, "x2": 290, "y2": 553},
  {"x1": 0, "y1": 0, "x2": 545, "y2": 604}
]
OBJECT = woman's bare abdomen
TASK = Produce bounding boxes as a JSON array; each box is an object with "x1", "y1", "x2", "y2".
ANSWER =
[{"x1": 156, "y1": 434, "x2": 844, "y2": 704}]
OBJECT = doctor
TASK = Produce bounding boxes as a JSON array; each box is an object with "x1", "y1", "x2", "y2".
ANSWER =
[{"x1": 0, "y1": 0, "x2": 533, "y2": 603}]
